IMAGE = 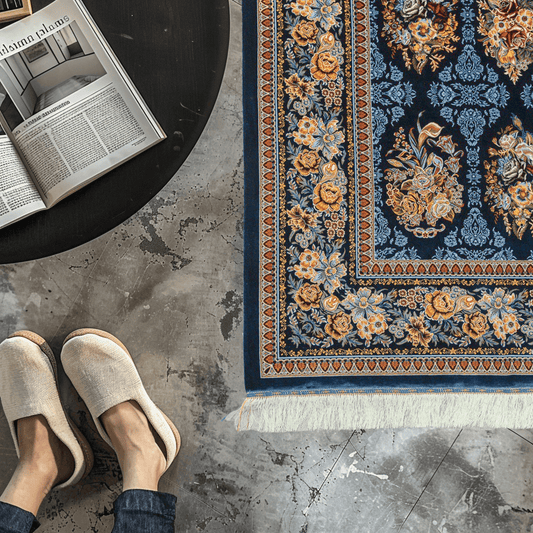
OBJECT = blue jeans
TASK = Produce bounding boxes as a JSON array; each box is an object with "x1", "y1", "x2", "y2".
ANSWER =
[{"x1": 0, "y1": 489, "x2": 176, "y2": 533}]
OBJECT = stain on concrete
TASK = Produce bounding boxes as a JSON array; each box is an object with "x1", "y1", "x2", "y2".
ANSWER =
[
  {"x1": 378, "y1": 432, "x2": 525, "y2": 532},
  {"x1": 217, "y1": 290, "x2": 242, "y2": 341},
  {"x1": 135, "y1": 195, "x2": 194, "y2": 271},
  {"x1": 168, "y1": 358, "x2": 230, "y2": 429},
  {"x1": 0, "y1": 270, "x2": 25, "y2": 336},
  {"x1": 261, "y1": 438, "x2": 294, "y2": 467}
]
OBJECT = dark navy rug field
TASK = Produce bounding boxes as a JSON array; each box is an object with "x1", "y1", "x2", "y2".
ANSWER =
[{"x1": 229, "y1": 0, "x2": 533, "y2": 431}]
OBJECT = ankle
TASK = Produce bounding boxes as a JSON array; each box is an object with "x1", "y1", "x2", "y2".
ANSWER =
[{"x1": 118, "y1": 444, "x2": 165, "y2": 490}]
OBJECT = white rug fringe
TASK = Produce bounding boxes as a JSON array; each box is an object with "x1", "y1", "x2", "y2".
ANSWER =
[{"x1": 226, "y1": 393, "x2": 533, "y2": 432}]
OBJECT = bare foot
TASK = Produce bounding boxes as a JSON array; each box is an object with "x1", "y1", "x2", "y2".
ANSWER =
[
  {"x1": 0, "y1": 414, "x2": 75, "y2": 516},
  {"x1": 100, "y1": 401, "x2": 167, "y2": 492},
  {"x1": 16, "y1": 414, "x2": 75, "y2": 489}
]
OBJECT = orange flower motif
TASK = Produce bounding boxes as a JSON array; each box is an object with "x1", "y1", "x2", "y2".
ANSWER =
[
  {"x1": 290, "y1": 0, "x2": 313, "y2": 17},
  {"x1": 503, "y1": 313, "x2": 520, "y2": 334},
  {"x1": 326, "y1": 312, "x2": 353, "y2": 340},
  {"x1": 298, "y1": 117, "x2": 318, "y2": 135},
  {"x1": 409, "y1": 19, "x2": 438, "y2": 43},
  {"x1": 294, "y1": 264, "x2": 316, "y2": 280},
  {"x1": 398, "y1": 191, "x2": 424, "y2": 219},
  {"x1": 462, "y1": 312, "x2": 489, "y2": 340},
  {"x1": 294, "y1": 150, "x2": 321, "y2": 175},
  {"x1": 313, "y1": 182, "x2": 342, "y2": 212},
  {"x1": 509, "y1": 182, "x2": 533, "y2": 207},
  {"x1": 368, "y1": 314, "x2": 387, "y2": 335},
  {"x1": 295, "y1": 283, "x2": 322, "y2": 311},
  {"x1": 517, "y1": 8, "x2": 533, "y2": 29},
  {"x1": 501, "y1": 27, "x2": 528, "y2": 50},
  {"x1": 292, "y1": 20, "x2": 319, "y2": 46},
  {"x1": 405, "y1": 316, "x2": 433, "y2": 347},
  {"x1": 293, "y1": 131, "x2": 313, "y2": 145},
  {"x1": 287, "y1": 205, "x2": 319, "y2": 231},
  {"x1": 299, "y1": 249, "x2": 320, "y2": 267},
  {"x1": 285, "y1": 74, "x2": 316, "y2": 100},
  {"x1": 310, "y1": 52, "x2": 340, "y2": 81},
  {"x1": 356, "y1": 318, "x2": 373, "y2": 340},
  {"x1": 492, "y1": 0, "x2": 519, "y2": 18},
  {"x1": 425, "y1": 290, "x2": 455, "y2": 320},
  {"x1": 427, "y1": 193, "x2": 455, "y2": 222}
]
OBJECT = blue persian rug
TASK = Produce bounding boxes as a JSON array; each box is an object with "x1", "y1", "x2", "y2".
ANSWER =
[{"x1": 229, "y1": 0, "x2": 533, "y2": 431}]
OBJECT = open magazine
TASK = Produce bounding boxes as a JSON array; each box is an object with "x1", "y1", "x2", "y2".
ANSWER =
[{"x1": 0, "y1": 0, "x2": 165, "y2": 229}]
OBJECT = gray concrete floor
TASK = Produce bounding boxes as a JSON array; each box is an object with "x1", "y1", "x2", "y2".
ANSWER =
[{"x1": 1, "y1": 2, "x2": 533, "y2": 532}]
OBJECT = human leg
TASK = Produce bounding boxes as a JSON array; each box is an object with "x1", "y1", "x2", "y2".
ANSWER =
[
  {"x1": 0, "y1": 332, "x2": 93, "y2": 532},
  {"x1": 101, "y1": 401, "x2": 176, "y2": 533},
  {"x1": 61, "y1": 330, "x2": 180, "y2": 533},
  {"x1": 0, "y1": 415, "x2": 74, "y2": 516}
]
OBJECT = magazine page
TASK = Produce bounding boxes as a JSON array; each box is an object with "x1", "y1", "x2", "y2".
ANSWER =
[
  {"x1": 0, "y1": 128, "x2": 45, "y2": 229},
  {"x1": 0, "y1": 0, "x2": 166, "y2": 208}
]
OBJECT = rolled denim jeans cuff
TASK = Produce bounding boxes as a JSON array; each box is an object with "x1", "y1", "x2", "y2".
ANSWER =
[
  {"x1": 0, "y1": 501, "x2": 40, "y2": 533},
  {"x1": 114, "y1": 489, "x2": 176, "y2": 520}
]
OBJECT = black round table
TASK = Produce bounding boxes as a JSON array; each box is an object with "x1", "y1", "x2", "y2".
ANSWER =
[{"x1": 0, "y1": 0, "x2": 230, "y2": 263}]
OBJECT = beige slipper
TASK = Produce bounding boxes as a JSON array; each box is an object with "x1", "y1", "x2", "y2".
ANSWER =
[
  {"x1": 0, "y1": 331, "x2": 94, "y2": 489},
  {"x1": 61, "y1": 329, "x2": 180, "y2": 472}
]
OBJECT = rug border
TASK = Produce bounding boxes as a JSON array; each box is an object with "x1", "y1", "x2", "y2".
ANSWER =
[{"x1": 241, "y1": 0, "x2": 533, "y2": 396}]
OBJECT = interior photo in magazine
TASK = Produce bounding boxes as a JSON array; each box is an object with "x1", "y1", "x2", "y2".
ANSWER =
[
  {"x1": 0, "y1": 82, "x2": 23, "y2": 130},
  {"x1": 0, "y1": 21, "x2": 105, "y2": 119},
  {"x1": 0, "y1": 1, "x2": 23, "y2": 12}
]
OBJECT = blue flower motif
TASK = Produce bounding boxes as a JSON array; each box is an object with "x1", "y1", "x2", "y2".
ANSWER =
[
  {"x1": 309, "y1": 251, "x2": 347, "y2": 294},
  {"x1": 387, "y1": 85, "x2": 407, "y2": 104},
  {"x1": 487, "y1": 67, "x2": 499, "y2": 84},
  {"x1": 441, "y1": 107, "x2": 454, "y2": 125},
  {"x1": 428, "y1": 84, "x2": 458, "y2": 106},
  {"x1": 493, "y1": 230, "x2": 506, "y2": 248},
  {"x1": 462, "y1": 27, "x2": 475, "y2": 44},
  {"x1": 457, "y1": 84, "x2": 484, "y2": 106},
  {"x1": 521, "y1": 85, "x2": 533, "y2": 109},
  {"x1": 375, "y1": 213, "x2": 391, "y2": 245},
  {"x1": 478, "y1": 288, "x2": 516, "y2": 322},
  {"x1": 308, "y1": 0, "x2": 342, "y2": 30},
  {"x1": 492, "y1": 248, "x2": 516, "y2": 260},
  {"x1": 461, "y1": 208, "x2": 490, "y2": 246},
  {"x1": 394, "y1": 227, "x2": 408, "y2": 247},
  {"x1": 468, "y1": 187, "x2": 481, "y2": 206},
  {"x1": 483, "y1": 85, "x2": 509, "y2": 107},
  {"x1": 439, "y1": 65, "x2": 453, "y2": 83},
  {"x1": 466, "y1": 147, "x2": 479, "y2": 167},
  {"x1": 466, "y1": 168, "x2": 482, "y2": 184},
  {"x1": 444, "y1": 228, "x2": 459, "y2": 248},
  {"x1": 390, "y1": 66, "x2": 403, "y2": 82},
  {"x1": 460, "y1": 7, "x2": 475, "y2": 22},
  {"x1": 342, "y1": 288, "x2": 384, "y2": 320},
  {"x1": 457, "y1": 109, "x2": 485, "y2": 144},
  {"x1": 455, "y1": 46, "x2": 484, "y2": 82},
  {"x1": 309, "y1": 119, "x2": 345, "y2": 159},
  {"x1": 372, "y1": 108, "x2": 388, "y2": 141},
  {"x1": 488, "y1": 108, "x2": 500, "y2": 125},
  {"x1": 391, "y1": 106, "x2": 404, "y2": 124},
  {"x1": 371, "y1": 48, "x2": 386, "y2": 80}
]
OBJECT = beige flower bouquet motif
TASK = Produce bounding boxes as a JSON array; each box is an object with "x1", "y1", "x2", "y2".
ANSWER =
[
  {"x1": 381, "y1": 0, "x2": 460, "y2": 73},
  {"x1": 484, "y1": 115, "x2": 533, "y2": 239},
  {"x1": 478, "y1": 0, "x2": 533, "y2": 84},
  {"x1": 385, "y1": 114, "x2": 464, "y2": 238}
]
